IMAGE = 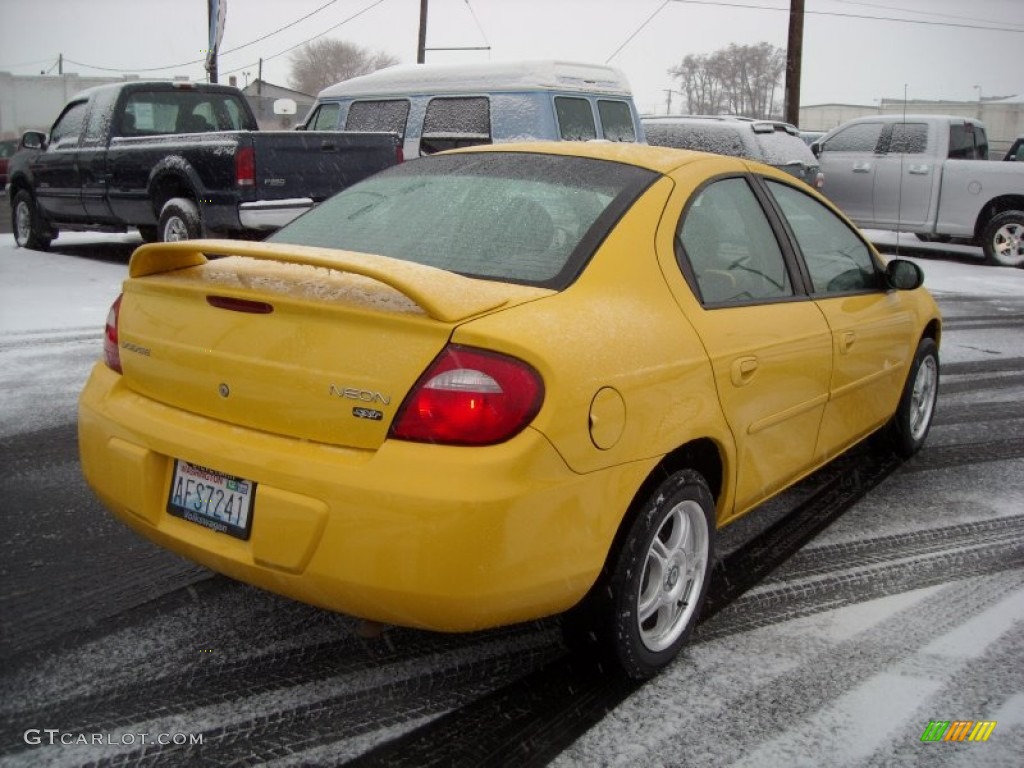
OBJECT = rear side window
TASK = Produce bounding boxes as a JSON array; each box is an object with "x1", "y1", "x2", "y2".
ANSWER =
[
  {"x1": 345, "y1": 99, "x2": 410, "y2": 138},
  {"x1": 766, "y1": 180, "x2": 880, "y2": 294},
  {"x1": 886, "y1": 123, "x2": 927, "y2": 154},
  {"x1": 823, "y1": 122, "x2": 883, "y2": 153},
  {"x1": 677, "y1": 177, "x2": 793, "y2": 305},
  {"x1": 420, "y1": 96, "x2": 491, "y2": 155},
  {"x1": 555, "y1": 97, "x2": 597, "y2": 141},
  {"x1": 307, "y1": 103, "x2": 341, "y2": 130},
  {"x1": 949, "y1": 122, "x2": 988, "y2": 160},
  {"x1": 270, "y1": 152, "x2": 657, "y2": 289},
  {"x1": 598, "y1": 100, "x2": 636, "y2": 142}
]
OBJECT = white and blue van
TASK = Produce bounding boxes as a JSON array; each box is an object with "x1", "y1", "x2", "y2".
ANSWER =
[{"x1": 299, "y1": 60, "x2": 645, "y2": 157}]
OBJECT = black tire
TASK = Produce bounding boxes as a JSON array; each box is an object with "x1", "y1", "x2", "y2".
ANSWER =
[
  {"x1": 884, "y1": 337, "x2": 939, "y2": 458},
  {"x1": 158, "y1": 197, "x2": 202, "y2": 242},
  {"x1": 980, "y1": 210, "x2": 1024, "y2": 268},
  {"x1": 564, "y1": 469, "x2": 715, "y2": 680},
  {"x1": 137, "y1": 225, "x2": 159, "y2": 243},
  {"x1": 12, "y1": 190, "x2": 54, "y2": 251}
]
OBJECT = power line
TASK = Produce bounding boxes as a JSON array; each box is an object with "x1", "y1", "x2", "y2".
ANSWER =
[
  {"x1": 831, "y1": 0, "x2": 1024, "y2": 30},
  {"x1": 606, "y1": 1, "x2": 672, "y2": 63},
  {"x1": 219, "y1": 0, "x2": 387, "y2": 78},
  {"x1": 665, "y1": 0, "x2": 1022, "y2": 34},
  {"x1": 54, "y1": 0, "x2": 385, "y2": 77}
]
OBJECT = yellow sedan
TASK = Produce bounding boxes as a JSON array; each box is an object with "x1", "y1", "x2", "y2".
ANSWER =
[{"x1": 78, "y1": 141, "x2": 941, "y2": 680}]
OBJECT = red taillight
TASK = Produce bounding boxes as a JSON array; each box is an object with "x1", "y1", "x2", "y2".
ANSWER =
[
  {"x1": 104, "y1": 294, "x2": 123, "y2": 374},
  {"x1": 235, "y1": 146, "x2": 255, "y2": 187},
  {"x1": 389, "y1": 345, "x2": 544, "y2": 446}
]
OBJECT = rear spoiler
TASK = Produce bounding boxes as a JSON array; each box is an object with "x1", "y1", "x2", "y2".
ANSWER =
[{"x1": 129, "y1": 239, "x2": 547, "y2": 323}]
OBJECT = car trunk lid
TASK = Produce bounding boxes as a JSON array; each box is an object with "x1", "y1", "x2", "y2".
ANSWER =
[{"x1": 117, "y1": 240, "x2": 551, "y2": 450}]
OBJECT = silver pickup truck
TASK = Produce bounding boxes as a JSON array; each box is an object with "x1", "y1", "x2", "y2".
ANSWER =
[{"x1": 812, "y1": 115, "x2": 1024, "y2": 267}]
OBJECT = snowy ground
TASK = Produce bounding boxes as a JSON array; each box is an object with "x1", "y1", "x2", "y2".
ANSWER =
[{"x1": 1, "y1": 232, "x2": 1022, "y2": 766}]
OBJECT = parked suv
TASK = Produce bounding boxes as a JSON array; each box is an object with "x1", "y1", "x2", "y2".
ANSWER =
[{"x1": 643, "y1": 115, "x2": 824, "y2": 189}]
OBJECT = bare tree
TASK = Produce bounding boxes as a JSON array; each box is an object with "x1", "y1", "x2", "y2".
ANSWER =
[
  {"x1": 668, "y1": 43, "x2": 785, "y2": 118},
  {"x1": 289, "y1": 39, "x2": 399, "y2": 96}
]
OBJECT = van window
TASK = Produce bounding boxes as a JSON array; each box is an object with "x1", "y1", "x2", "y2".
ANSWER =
[
  {"x1": 308, "y1": 103, "x2": 341, "y2": 130},
  {"x1": 419, "y1": 96, "x2": 491, "y2": 155},
  {"x1": 598, "y1": 100, "x2": 636, "y2": 142},
  {"x1": 345, "y1": 99, "x2": 410, "y2": 138},
  {"x1": 555, "y1": 97, "x2": 597, "y2": 141}
]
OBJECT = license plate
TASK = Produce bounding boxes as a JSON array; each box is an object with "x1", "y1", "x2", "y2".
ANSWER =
[{"x1": 167, "y1": 460, "x2": 256, "y2": 540}]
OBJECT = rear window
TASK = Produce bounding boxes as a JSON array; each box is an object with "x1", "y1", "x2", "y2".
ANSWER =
[
  {"x1": 554, "y1": 97, "x2": 597, "y2": 141},
  {"x1": 598, "y1": 100, "x2": 636, "y2": 142},
  {"x1": 120, "y1": 89, "x2": 256, "y2": 134},
  {"x1": 644, "y1": 122, "x2": 747, "y2": 157},
  {"x1": 752, "y1": 131, "x2": 817, "y2": 166},
  {"x1": 270, "y1": 152, "x2": 657, "y2": 289}
]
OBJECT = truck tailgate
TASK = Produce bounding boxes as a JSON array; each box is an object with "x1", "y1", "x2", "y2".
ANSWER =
[{"x1": 250, "y1": 131, "x2": 399, "y2": 202}]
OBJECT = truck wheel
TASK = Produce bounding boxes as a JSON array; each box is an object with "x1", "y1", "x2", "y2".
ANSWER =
[
  {"x1": 158, "y1": 198, "x2": 202, "y2": 242},
  {"x1": 563, "y1": 469, "x2": 715, "y2": 680},
  {"x1": 12, "y1": 190, "x2": 53, "y2": 251},
  {"x1": 981, "y1": 210, "x2": 1024, "y2": 268}
]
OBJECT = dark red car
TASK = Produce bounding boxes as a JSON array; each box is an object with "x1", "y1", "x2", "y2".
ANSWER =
[{"x1": 0, "y1": 139, "x2": 18, "y2": 190}]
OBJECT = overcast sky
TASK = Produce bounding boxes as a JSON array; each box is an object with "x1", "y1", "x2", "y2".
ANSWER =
[{"x1": 1, "y1": 0, "x2": 1021, "y2": 116}]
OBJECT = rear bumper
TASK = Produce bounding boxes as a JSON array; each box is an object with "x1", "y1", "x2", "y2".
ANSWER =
[
  {"x1": 238, "y1": 198, "x2": 314, "y2": 230},
  {"x1": 78, "y1": 364, "x2": 650, "y2": 631}
]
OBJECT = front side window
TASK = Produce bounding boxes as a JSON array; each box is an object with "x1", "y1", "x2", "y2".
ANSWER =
[
  {"x1": 823, "y1": 122, "x2": 884, "y2": 153},
  {"x1": 766, "y1": 180, "x2": 880, "y2": 294},
  {"x1": 555, "y1": 97, "x2": 597, "y2": 141},
  {"x1": 677, "y1": 177, "x2": 793, "y2": 305},
  {"x1": 420, "y1": 97, "x2": 491, "y2": 154},
  {"x1": 345, "y1": 99, "x2": 410, "y2": 138},
  {"x1": 598, "y1": 100, "x2": 636, "y2": 142},
  {"x1": 49, "y1": 101, "x2": 88, "y2": 149},
  {"x1": 307, "y1": 103, "x2": 341, "y2": 131},
  {"x1": 270, "y1": 153, "x2": 657, "y2": 289}
]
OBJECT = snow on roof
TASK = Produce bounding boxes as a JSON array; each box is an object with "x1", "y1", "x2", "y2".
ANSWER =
[{"x1": 317, "y1": 60, "x2": 633, "y2": 99}]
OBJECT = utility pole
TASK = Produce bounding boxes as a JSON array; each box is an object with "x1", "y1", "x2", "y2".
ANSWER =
[
  {"x1": 417, "y1": 0, "x2": 428, "y2": 64},
  {"x1": 784, "y1": 0, "x2": 804, "y2": 126}
]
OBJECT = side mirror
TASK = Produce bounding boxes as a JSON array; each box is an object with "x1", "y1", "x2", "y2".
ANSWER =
[
  {"x1": 810, "y1": 141, "x2": 822, "y2": 158},
  {"x1": 886, "y1": 258, "x2": 924, "y2": 290},
  {"x1": 21, "y1": 130, "x2": 47, "y2": 151}
]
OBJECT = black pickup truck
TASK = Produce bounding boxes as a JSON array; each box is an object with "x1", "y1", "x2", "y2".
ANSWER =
[{"x1": 7, "y1": 80, "x2": 401, "y2": 250}]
